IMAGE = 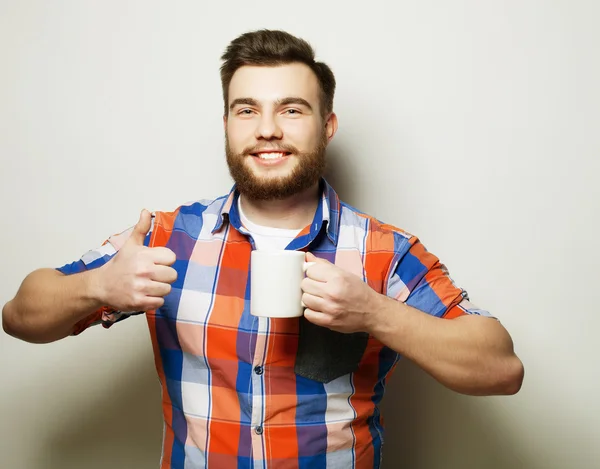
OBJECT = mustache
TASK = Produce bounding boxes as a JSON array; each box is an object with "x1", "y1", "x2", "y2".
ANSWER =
[{"x1": 241, "y1": 143, "x2": 299, "y2": 155}]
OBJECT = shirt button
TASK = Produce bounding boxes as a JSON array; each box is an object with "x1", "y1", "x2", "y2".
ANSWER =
[
  {"x1": 254, "y1": 365, "x2": 263, "y2": 375},
  {"x1": 255, "y1": 425, "x2": 263, "y2": 435}
]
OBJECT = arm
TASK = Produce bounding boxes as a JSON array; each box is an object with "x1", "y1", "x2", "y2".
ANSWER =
[
  {"x1": 301, "y1": 249, "x2": 524, "y2": 396},
  {"x1": 367, "y1": 296, "x2": 523, "y2": 395},
  {"x1": 2, "y1": 210, "x2": 177, "y2": 344},
  {"x1": 2, "y1": 268, "x2": 106, "y2": 344}
]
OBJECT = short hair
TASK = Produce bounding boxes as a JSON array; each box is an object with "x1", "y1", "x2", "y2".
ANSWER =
[{"x1": 220, "y1": 29, "x2": 336, "y2": 118}]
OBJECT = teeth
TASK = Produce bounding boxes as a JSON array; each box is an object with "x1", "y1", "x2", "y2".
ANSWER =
[{"x1": 258, "y1": 152, "x2": 286, "y2": 159}]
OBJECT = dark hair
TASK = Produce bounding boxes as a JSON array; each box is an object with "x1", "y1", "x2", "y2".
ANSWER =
[{"x1": 220, "y1": 29, "x2": 336, "y2": 118}]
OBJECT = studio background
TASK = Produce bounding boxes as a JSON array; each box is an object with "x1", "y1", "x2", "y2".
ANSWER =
[{"x1": 1, "y1": 1, "x2": 598, "y2": 468}]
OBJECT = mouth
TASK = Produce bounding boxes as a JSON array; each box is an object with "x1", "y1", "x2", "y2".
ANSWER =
[{"x1": 250, "y1": 151, "x2": 293, "y2": 160}]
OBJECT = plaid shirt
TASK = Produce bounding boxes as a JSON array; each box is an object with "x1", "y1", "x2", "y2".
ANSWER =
[{"x1": 58, "y1": 179, "x2": 492, "y2": 469}]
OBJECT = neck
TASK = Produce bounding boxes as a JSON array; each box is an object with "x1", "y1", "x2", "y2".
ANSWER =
[{"x1": 239, "y1": 183, "x2": 320, "y2": 229}]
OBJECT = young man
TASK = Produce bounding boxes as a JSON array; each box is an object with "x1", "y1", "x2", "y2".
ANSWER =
[{"x1": 2, "y1": 29, "x2": 523, "y2": 469}]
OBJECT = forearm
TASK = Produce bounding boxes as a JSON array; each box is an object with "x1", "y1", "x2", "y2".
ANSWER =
[
  {"x1": 368, "y1": 295, "x2": 523, "y2": 395},
  {"x1": 2, "y1": 268, "x2": 104, "y2": 343}
]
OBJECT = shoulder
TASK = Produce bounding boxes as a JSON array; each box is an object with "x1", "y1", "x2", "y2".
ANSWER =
[
  {"x1": 338, "y1": 201, "x2": 417, "y2": 251},
  {"x1": 150, "y1": 193, "x2": 230, "y2": 235}
]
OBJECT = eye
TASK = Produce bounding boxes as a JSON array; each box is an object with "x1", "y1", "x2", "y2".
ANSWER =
[
  {"x1": 284, "y1": 108, "x2": 301, "y2": 115},
  {"x1": 238, "y1": 108, "x2": 254, "y2": 115}
]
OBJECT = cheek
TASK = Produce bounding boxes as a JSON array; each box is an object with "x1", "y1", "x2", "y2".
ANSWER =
[
  {"x1": 227, "y1": 120, "x2": 255, "y2": 150},
  {"x1": 281, "y1": 121, "x2": 321, "y2": 148}
]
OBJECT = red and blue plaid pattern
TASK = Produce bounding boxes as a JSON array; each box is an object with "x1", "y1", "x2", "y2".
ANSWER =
[{"x1": 58, "y1": 179, "x2": 491, "y2": 468}]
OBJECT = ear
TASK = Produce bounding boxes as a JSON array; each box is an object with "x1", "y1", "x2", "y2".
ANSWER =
[
  {"x1": 223, "y1": 114, "x2": 228, "y2": 131},
  {"x1": 325, "y1": 112, "x2": 338, "y2": 142}
]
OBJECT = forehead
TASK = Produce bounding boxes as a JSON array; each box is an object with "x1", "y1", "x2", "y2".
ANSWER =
[{"x1": 228, "y1": 63, "x2": 320, "y2": 105}]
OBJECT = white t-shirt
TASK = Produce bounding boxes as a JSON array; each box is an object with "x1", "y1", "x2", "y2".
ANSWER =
[{"x1": 238, "y1": 198, "x2": 301, "y2": 251}]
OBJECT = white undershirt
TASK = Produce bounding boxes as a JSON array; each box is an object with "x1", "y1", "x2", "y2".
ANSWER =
[{"x1": 238, "y1": 198, "x2": 301, "y2": 251}]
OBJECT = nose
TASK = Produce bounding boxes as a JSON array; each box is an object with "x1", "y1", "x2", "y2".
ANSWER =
[{"x1": 254, "y1": 113, "x2": 283, "y2": 141}]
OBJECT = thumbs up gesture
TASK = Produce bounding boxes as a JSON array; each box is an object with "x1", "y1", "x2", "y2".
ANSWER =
[{"x1": 95, "y1": 210, "x2": 177, "y2": 312}]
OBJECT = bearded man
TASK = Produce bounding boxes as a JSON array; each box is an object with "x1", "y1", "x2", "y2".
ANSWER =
[{"x1": 2, "y1": 29, "x2": 523, "y2": 469}]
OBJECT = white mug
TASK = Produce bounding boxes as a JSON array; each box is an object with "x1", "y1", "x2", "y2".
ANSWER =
[{"x1": 250, "y1": 250, "x2": 315, "y2": 318}]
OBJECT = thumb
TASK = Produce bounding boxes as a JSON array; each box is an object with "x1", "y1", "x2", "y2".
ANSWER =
[{"x1": 128, "y1": 209, "x2": 152, "y2": 246}]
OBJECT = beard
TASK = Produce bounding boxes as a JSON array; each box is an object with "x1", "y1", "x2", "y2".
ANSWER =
[{"x1": 225, "y1": 130, "x2": 327, "y2": 201}]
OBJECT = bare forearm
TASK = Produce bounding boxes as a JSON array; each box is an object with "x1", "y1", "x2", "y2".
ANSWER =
[
  {"x1": 368, "y1": 295, "x2": 524, "y2": 396},
  {"x1": 2, "y1": 268, "x2": 104, "y2": 343}
]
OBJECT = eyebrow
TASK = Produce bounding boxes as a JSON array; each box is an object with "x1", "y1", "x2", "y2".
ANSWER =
[
  {"x1": 229, "y1": 97, "x2": 313, "y2": 112},
  {"x1": 275, "y1": 97, "x2": 313, "y2": 110},
  {"x1": 229, "y1": 98, "x2": 258, "y2": 111}
]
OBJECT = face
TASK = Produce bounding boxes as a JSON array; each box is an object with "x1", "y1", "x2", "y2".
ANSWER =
[{"x1": 224, "y1": 63, "x2": 337, "y2": 200}]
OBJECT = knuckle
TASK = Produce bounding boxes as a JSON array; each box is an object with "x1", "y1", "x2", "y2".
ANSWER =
[
  {"x1": 129, "y1": 245, "x2": 143, "y2": 258},
  {"x1": 327, "y1": 301, "x2": 343, "y2": 316},
  {"x1": 329, "y1": 280, "x2": 346, "y2": 299},
  {"x1": 137, "y1": 263, "x2": 152, "y2": 278},
  {"x1": 324, "y1": 288, "x2": 338, "y2": 301},
  {"x1": 132, "y1": 278, "x2": 147, "y2": 293},
  {"x1": 134, "y1": 292, "x2": 147, "y2": 306},
  {"x1": 333, "y1": 273, "x2": 346, "y2": 284},
  {"x1": 131, "y1": 261, "x2": 144, "y2": 274}
]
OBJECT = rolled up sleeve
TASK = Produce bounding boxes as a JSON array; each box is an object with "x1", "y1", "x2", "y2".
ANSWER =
[
  {"x1": 386, "y1": 236, "x2": 495, "y2": 320},
  {"x1": 55, "y1": 218, "x2": 154, "y2": 334}
]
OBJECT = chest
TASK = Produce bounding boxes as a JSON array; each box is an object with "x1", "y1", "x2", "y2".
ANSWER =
[{"x1": 151, "y1": 223, "x2": 393, "y2": 367}]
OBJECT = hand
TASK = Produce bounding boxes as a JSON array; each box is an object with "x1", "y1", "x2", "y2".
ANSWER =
[
  {"x1": 301, "y1": 252, "x2": 381, "y2": 334},
  {"x1": 95, "y1": 209, "x2": 177, "y2": 311}
]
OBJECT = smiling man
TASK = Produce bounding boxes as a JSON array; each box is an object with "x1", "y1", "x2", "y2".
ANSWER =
[{"x1": 2, "y1": 29, "x2": 523, "y2": 469}]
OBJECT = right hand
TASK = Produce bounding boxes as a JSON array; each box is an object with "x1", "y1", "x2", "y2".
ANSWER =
[{"x1": 95, "y1": 209, "x2": 177, "y2": 311}]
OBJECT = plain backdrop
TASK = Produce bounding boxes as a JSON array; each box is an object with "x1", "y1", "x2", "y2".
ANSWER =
[{"x1": 1, "y1": 1, "x2": 599, "y2": 468}]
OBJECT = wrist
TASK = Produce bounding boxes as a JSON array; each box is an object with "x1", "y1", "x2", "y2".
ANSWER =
[
  {"x1": 364, "y1": 292, "x2": 394, "y2": 336},
  {"x1": 82, "y1": 267, "x2": 108, "y2": 307}
]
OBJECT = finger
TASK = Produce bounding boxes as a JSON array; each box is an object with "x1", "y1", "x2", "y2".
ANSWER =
[
  {"x1": 304, "y1": 262, "x2": 335, "y2": 282},
  {"x1": 148, "y1": 247, "x2": 177, "y2": 266},
  {"x1": 301, "y1": 292, "x2": 327, "y2": 311},
  {"x1": 303, "y1": 308, "x2": 332, "y2": 328},
  {"x1": 144, "y1": 280, "x2": 172, "y2": 297},
  {"x1": 150, "y1": 265, "x2": 178, "y2": 284},
  {"x1": 142, "y1": 296, "x2": 165, "y2": 311},
  {"x1": 127, "y1": 209, "x2": 152, "y2": 246},
  {"x1": 305, "y1": 252, "x2": 332, "y2": 264},
  {"x1": 300, "y1": 277, "x2": 328, "y2": 296}
]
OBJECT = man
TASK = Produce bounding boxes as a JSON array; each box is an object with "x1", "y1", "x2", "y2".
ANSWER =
[{"x1": 2, "y1": 29, "x2": 523, "y2": 469}]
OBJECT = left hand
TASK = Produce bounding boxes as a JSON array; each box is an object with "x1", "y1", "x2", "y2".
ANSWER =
[{"x1": 301, "y1": 252, "x2": 381, "y2": 333}]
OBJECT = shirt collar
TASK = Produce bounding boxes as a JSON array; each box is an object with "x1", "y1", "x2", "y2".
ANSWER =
[{"x1": 211, "y1": 178, "x2": 341, "y2": 246}]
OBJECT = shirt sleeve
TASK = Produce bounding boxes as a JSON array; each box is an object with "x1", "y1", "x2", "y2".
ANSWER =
[
  {"x1": 55, "y1": 215, "x2": 155, "y2": 335},
  {"x1": 385, "y1": 235, "x2": 495, "y2": 319}
]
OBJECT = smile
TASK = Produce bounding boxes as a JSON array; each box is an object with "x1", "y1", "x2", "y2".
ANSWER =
[{"x1": 251, "y1": 151, "x2": 292, "y2": 160}]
